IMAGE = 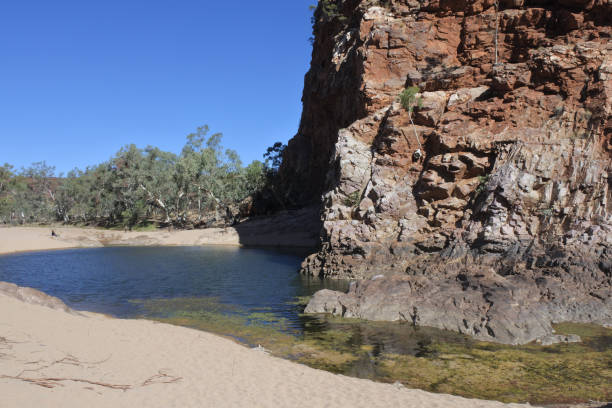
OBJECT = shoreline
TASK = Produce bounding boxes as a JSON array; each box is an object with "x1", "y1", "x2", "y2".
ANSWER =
[
  {"x1": 0, "y1": 282, "x2": 531, "y2": 408},
  {"x1": 2, "y1": 228, "x2": 607, "y2": 407},
  {"x1": 0, "y1": 227, "x2": 537, "y2": 408},
  {"x1": 0, "y1": 219, "x2": 319, "y2": 256},
  {"x1": 0, "y1": 226, "x2": 236, "y2": 255}
]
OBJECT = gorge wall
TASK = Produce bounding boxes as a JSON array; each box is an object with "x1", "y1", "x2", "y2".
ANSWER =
[{"x1": 281, "y1": 0, "x2": 612, "y2": 344}]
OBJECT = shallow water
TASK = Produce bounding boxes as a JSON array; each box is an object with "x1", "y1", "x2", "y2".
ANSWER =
[
  {"x1": 0, "y1": 246, "x2": 345, "y2": 327},
  {"x1": 0, "y1": 246, "x2": 610, "y2": 404}
]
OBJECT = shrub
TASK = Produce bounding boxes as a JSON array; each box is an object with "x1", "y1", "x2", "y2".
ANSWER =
[
  {"x1": 343, "y1": 191, "x2": 361, "y2": 207},
  {"x1": 400, "y1": 86, "x2": 423, "y2": 113},
  {"x1": 400, "y1": 86, "x2": 424, "y2": 155},
  {"x1": 475, "y1": 175, "x2": 490, "y2": 195}
]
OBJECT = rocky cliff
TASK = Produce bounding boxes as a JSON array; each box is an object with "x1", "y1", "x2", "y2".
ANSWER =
[{"x1": 282, "y1": 0, "x2": 612, "y2": 344}]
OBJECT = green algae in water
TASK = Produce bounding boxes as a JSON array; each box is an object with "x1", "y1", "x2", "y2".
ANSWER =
[
  {"x1": 376, "y1": 323, "x2": 612, "y2": 405},
  {"x1": 131, "y1": 297, "x2": 611, "y2": 405},
  {"x1": 286, "y1": 296, "x2": 312, "y2": 306},
  {"x1": 130, "y1": 297, "x2": 237, "y2": 315},
  {"x1": 130, "y1": 297, "x2": 299, "y2": 342}
]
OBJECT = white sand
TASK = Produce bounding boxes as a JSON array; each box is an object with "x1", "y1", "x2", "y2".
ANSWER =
[
  {"x1": 0, "y1": 292, "x2": 531, "y2": 408},
  {"x1": 0, "y1": 226, "x2": 242, "y2": 255},
  {"x1": 0, "y1": 227, "x2": 531, "y2": 407},
  {"x1": 0, "y1": 213, "x2": 320, "y2": 255}
]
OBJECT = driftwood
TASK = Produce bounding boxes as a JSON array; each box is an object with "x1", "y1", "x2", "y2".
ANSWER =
[
  {"x1": 0, "y1": 346, "x2": 182, "y2": 391},
  {"x1": 0, "y1": 374, "x2": 132, "y2": 390},
  {"x1": 1, "y1": 370, "x2": 182, "y2": 391}
]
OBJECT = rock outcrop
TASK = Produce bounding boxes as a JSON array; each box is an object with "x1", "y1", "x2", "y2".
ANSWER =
[
  {"x1": 0, "y1": 281, "x2": 77, "y2": 314},
  {"x1": 282, "y1": 0, "x2": 612, "y2": 344}
]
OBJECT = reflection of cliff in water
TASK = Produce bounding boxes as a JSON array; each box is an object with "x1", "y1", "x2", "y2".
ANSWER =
[{"x1": 300, "y1": 314, "x2": 471, "y2": 357}]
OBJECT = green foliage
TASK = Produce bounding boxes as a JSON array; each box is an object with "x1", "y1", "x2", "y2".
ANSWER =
[
  {"x1": 244, "y1": 160, "x2": 267, "y2": 193},
  {"x1": 400, "y1": 86, "x2": 425, "y2": 152},
  {"x1": 475, "y1": 174, "x2": 490, "y2": 195},
  {"x1": 311, "y1": 0, "x2": 347, "y2": 23},
  {"x1": 0, "y1": 164, "x2": 17, "y2": 221},
  {"x1": 539, "y1": 207, "x2": 553, "y2": 217},
  {"x1": 569, "y1": 130, "x2": 591, "y2": 140},
  {"x1": 0, "y1": 126, "x2": 268, "y2": 227},
  {"x1": 343, "y1": 191, "x2": 361, "y2": 207},
  {"x1": 0, "y1": 163, "x2": 14, "y2": 193},
  {"x1": 400, "y1": 86, "x2": 423, "y2": 114},
  {"x1": 263, "y1": 142, "x2": 286, "y2": 171}
]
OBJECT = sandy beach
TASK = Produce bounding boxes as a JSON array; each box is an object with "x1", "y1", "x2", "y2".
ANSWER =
[
  {"x1": 0, "y1": 209, "x2": 321, "y2": 256},
  {"x1": 0, "y1": 226, "x2": 242, "y2": 255},
  {"x1": 0, "y1": 226, "x2": 530, "y2": 408}
]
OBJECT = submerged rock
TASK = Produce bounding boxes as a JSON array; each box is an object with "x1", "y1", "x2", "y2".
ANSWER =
[
  {"x1": 305, "y1": 265, "x2": 611, "y2": 345},
  {"x1": 537, "y1": 334, "x2": 581, "y2": 346},
  {"x1": 0, "y1": 281, "x2": 76, "y2": 314}
]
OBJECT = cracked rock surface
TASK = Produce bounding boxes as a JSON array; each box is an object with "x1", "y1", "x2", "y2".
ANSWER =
[{"x1": 281, "y1": 0, "x2": 612, "y2": 344}]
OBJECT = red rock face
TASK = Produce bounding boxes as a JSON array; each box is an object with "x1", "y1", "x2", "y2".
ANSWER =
[
  {"x1": 283, "y1": 0, "x2": 611, "y2": 275},
  {"x1": 282, "y1": 0, "x2": 611, "y2": 343}
]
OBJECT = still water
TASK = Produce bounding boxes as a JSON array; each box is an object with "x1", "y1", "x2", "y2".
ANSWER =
[
  {"x1": 0, "y1": 246, "x2": 344, "y2": 327},
  {"x1": 1, "y1": 246, "x2": 610, "y2": 404}
]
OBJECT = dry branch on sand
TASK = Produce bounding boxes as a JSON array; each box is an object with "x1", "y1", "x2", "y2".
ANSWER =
[
  {"x1": 1, "y1": 370, "x2": 182, "y2": 391},
  {"x1": 1, "y1": 348, "x2": 182, "y2": 391},
  {"x1": 0, "y1": 374, "x2": 132, "y2": 390}
]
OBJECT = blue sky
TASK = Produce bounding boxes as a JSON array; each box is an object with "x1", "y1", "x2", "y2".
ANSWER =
[{"x1": 0, "y1": 0, "x2": 315, "y2": 175}]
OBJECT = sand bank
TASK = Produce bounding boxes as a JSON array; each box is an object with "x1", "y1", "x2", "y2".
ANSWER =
[
  {"x1": 0, "y1": 283, "x2": 530, "y2": 408},
  {"x1": 0, "y1": 226, "x2": 241, "y2": 255},
  {"x1": 0, "y1": 209, "x2": 321, "y2": 255},
  {"x1": 0, "y1": 223, "x2": 533, "y2": 407}
]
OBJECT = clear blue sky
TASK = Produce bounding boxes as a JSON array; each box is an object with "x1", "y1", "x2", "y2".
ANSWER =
[{"x1": 0, "y1": 0, "x2": 315, "y2": 175}]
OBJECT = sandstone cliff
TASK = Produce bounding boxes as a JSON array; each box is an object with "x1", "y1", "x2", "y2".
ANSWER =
[{"x1": 283, "y1": 0, "x2": 612, "y2": 344}]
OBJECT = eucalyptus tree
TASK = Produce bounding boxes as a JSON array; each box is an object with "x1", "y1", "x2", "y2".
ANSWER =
[
  {"x1": 242, "y1": 160, "x2": 266, "y2": 197},
  {"x1": 0, "y1": 164, "x2": 17, "y2": 222},
  {"x1": 400, "y1": 86, "x2": 424, "y2": 159},
  {"x1": 107, "y1": 145, "x2": 150, "y2": 227},
  {"x1": 176, "y1": 126, "x2": 245, "y2": 222},
  {"x1": 54, "y1": 168, "x2": 82, "y2": 222},
  {"x1": 55, "y1": 168, "x2": 97, "y2": 222},
  {"x1": 175, "y1": 126, "x2": 211, "y2": 221},
  {"x1": 18, "y1": 161, "x2": 57, "y2": 222},
  {"x1": 195, "y1": 129, "x2": 228, "y2": 210},
  {"x1": 138, "y1": 146, "x2": 179, "y2": 223},
  {"x1": 82, "y1": 162, "x2": 115, "y2": 223},
  {"x1": 0, "y1": 163, "x2": 13, "y2": 193},
  {"x1": 0, "y1": 124, "x2": 270, "y2": 227}
]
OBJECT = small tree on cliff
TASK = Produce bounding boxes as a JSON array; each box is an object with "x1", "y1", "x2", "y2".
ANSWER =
[
  {"x1": 309, "y1": 0, "x2": 346, "y2": 23},
  {"x1": 263, "y1": 142, "x2": 285, "y2": 172},
  {"x1": 400, "y1": 86, "x2": 424, "y2": 157}
]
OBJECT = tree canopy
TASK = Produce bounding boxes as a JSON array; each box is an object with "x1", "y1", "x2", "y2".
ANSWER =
[{"x1": 0, "y1": 126, "x2": 281, "y2": 229}]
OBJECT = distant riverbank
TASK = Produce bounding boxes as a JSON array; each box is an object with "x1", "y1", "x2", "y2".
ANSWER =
[
  {"x1": 0, "y1": 208, "x2": 322, "y2": 255},
  {"x1": 0, "y1": 226, "x2": 241, "y2": 255}
]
